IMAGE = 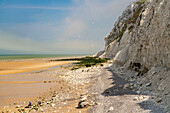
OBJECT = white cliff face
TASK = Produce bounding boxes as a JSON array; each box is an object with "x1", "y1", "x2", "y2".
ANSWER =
[
  {"x1": 104, "y1": 2, "x2": 138, "y2": 49},
  {"x1": 101, "y1": 2, "x2": 142, "y2": 59},
  {"x1": 100, "y1": 0, "x2": 170, "y2": 69},
  {"x1": 127, "y1": 0, "x2": 170, "y2": 69},
  {"x1": 98, "y1": 0, "x2": 170, "y2": 111}
]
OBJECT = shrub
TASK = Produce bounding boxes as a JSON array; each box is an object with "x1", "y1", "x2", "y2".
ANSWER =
[{"x1": 136, "y1": 0, "x2": 146, "y2": 4}]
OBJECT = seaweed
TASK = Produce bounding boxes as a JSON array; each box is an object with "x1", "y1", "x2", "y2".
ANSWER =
[{"x1": 50, "y1": 57, "x2": 108, "y2": 70}]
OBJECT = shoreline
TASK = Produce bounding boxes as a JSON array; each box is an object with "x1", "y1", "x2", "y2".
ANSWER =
[
  {"x1": 0, "y1": 57, "x2": 108, "y2": 113},
  {"x1": 0, "y1": 57, "x2": 166, "y2": 113},
  {"x1": 0, "y1": 56, "x2": 87, "y2": 75}
]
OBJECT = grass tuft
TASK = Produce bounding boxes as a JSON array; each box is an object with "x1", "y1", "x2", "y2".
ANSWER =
[{"x1": 136, "y1": 0, "x2": 146, "y2": 4}]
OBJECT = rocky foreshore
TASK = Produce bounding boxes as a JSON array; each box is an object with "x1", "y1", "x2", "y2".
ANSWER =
[
  {"x1": 96, "y1": 0, "x2": 170, "y2": 112},
  {"x1": 0, "y1": 60, "x2": 110, "y2": 113},
  {"x1": 0, "y1": 58, "x2": 168, "y2": 113}
]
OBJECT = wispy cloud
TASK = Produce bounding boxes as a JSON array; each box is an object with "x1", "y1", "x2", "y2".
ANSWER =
[
  {"x1": 0, "y1": 30, "x2": 98, "y2": 54},
  {"x1": 0, "y1": 0, "x2": 134, "y2": 54}
]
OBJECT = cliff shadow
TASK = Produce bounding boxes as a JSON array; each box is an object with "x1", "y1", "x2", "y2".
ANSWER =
[
  {"x1": 100, "y1": 67, "x2": 166, "y2": 113},
  {"x1": 101, "y1": 68, "x2": 137, "y2": 96}
]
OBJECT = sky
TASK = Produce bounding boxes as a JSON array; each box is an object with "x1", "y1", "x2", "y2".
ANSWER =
[{"x1": 0, "y1": 0, "x2": 134, "y2": 54}]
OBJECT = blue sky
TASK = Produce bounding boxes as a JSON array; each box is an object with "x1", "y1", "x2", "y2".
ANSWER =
[{"x1": 0, "y1": 0, "x2": 134, "y2": 54}]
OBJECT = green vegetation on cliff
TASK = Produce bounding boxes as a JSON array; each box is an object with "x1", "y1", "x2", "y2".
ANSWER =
[{"x1": 136, "y1": 0, "x2": 146, "y2": 4}]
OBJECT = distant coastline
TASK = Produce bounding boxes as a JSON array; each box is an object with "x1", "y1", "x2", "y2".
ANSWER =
[{"x1": 0, "y1": 54, "x2": 89, "y2": 61}]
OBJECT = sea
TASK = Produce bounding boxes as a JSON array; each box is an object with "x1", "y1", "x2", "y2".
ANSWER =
[{"x1": 0, "y1": 54, "x2": 88, "y2": 60}]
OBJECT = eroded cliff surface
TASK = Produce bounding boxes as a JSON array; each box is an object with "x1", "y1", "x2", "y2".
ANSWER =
[{"x1": 97, "y1": 0, "x2": 170, "y2": 111}]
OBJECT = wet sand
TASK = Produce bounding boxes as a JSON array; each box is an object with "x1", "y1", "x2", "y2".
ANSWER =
[
  {"x1": 0, "y1": 59, "x2": 74, "y2": 75},
  {"x1": 0, "y1": 58, "x2": 75, "y2": 107},
  {"x1": 0, "y1": 61, "x2": 90, "y2": 113},
  {"x1": 0, "y1": 57, "x2": 102, "y2": 113}
]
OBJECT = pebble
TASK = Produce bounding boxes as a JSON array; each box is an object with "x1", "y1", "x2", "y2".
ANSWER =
[
  {"x1": 146, "y1": 82, "x2": 152, "y2": 86},
  {"x1": 133, "y1": 96, "x2": 145, "y2": 101},
  {"x1": 123, "y1": 83, "x2": 131, "y2": 89},
  {"x1": 109, "y1": 106, "x2": 114, "y2": 111},
  {"x1": 51, "y1": 103, "x2": 55, "y2": 107},
  {"x1": 40, "y1": 108, "x2": 44, "y2": 112},
  {"x1": 138, "y1": 96, "x2": 144, "y2": 100},
  {"x1": 136, "y1": 91, "x2": 141, "y2": 94},
  {"x1": 80, "y1": 97, "x2": 87, "y2": 102},
  {"x1": 155, "y1": 97, "x2": 162, "y2": 103},
  {"x1": 78, "y1": 101, "x2": 89, "y2": 108},
  {"x1": 133, "y1": 97, "x2": 138, "y2": 101},
  {"x1": 47, "y1": 101, "x2": 51, "y2": 104},
  {"x1": 15, "y1": 105, "x2": 20, "y2": 108}
]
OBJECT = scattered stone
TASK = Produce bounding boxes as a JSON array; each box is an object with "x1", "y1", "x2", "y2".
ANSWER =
[
  {"x1": 133, "y1": 97, "x2": 138, "y2": 101},
  {"x1": 130, "y1": 83, "x2": 133, "y2": 86},
  {"x1": 109, "y1": 106, "x2": 114, "y2": 111},
  {"x1": 80, "y1": 97, "x2": 87, "y2": 102},
  {"x1": 133, "y1": 96, "x2": 145, "y2": 101},
  {"x1": 138, "y1": 96, "x2": 144, "y2": 100},
  {"x1": 18, "y1": 109, "x2": 21, "y2": 112},
  {"x1": 77, "y1": 101, "x2": 89, "y2": 108},
  {"x1": 51, "y1": 103, "x2": 55, "y2": 107},
  {"x1": 38, "y1": 101, "x2": 42, "y2": 105},
  {"x1": 92, "y1": 92, "x2": 98, "y2": 95},
  {"x1": 21, "y1": 109, "x2": 25, "y2": 112},
  {"x1": 155, "y1": 97, "x2": 162, "y2": 103},
  {"x1": 136, "y1": 91, "x2": 141, "y2": 94},
  {"x1": 40, "y1": 108, "x2": 44, "y2": 112},
  {"x1": 104, "y1": 90, "x2": 111, "y2": 94},
  {"x1": 146, "y1": 82, "x2": 152, "y2": 86},
  {"x1": 15, "y1": 105, "x2": 20, "y2": 108},
  {"x1": 123, "y1": 83, "x2": 131, "y2": 89},
  {"x1": 47, "y1": 101, "x2": 51, "y2": 104},
  {"x1": 34, "y1": 107, "x2": 38, "y2": 111}
]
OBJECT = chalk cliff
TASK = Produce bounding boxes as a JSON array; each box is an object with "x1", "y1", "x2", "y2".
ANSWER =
[{"x1": 97, "y1": 0, "x2": 170, "y2": 111}]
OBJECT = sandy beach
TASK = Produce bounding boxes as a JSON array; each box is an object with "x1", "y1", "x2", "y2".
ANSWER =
[
  {"x1": 0, "y1": 57, "x2": 166, "y2": 113},
  {"x1": 0, "y1": 58, "x2": 76, "y2": 111},
  {"x1": 0, "y1": 58, "x2": 75, "y2": 75},
  {"x1": 0, "y1": 56, "x2": 106, "y2": 112}
]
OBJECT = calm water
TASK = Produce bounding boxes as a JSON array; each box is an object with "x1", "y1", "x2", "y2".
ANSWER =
[{"x1": 0, "y1": 54, "x2": 88, "y2": 60}]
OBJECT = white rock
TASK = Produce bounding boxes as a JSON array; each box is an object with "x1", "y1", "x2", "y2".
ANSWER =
[
  {"x1": 109, "y1": 106, "x2": 114, "y2": 111},
  {"x1": 123, "y1": 83, "x2": 130, "y2": 89},
  {"x1": 136, "y1": 91, "x2": 141, "y2": 94},
  {"x1": 40, "y1": 108, "x2": 44, "y2": 112},
  {"x1": 51, "y1": 103, "x2": 55, "y2": 107},
  {"x1": 133, "y1": 97, "x2": 138, "y2": 101},
  {"x1": 80, "y1": 97, "x2": 87, "y2": 102}
]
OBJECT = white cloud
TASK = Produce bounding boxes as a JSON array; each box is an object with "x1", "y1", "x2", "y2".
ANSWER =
[
  {"x1": 0, "y1": 0, "x2": 134, "y2": 54},
  {"x1": 63, "y1": 20, "x2": 87, "y2": 38},
  {"x1": 0, "y1": 30, "x2": 100, "y2": 54}
]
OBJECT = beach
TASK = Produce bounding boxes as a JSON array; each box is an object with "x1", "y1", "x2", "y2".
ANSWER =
[
  {"x1": 0, "y1": 58, "x2": 75, "y2": 75},
  {"x1": 0, "y1": 57, "x2": 80, "y2": 112},
  {"x1": 0, "y1": 57, "x2": 164, "y2": 113},
  {"x1": 0, "y1": 56, "x2": 109, "y2": 113}
]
